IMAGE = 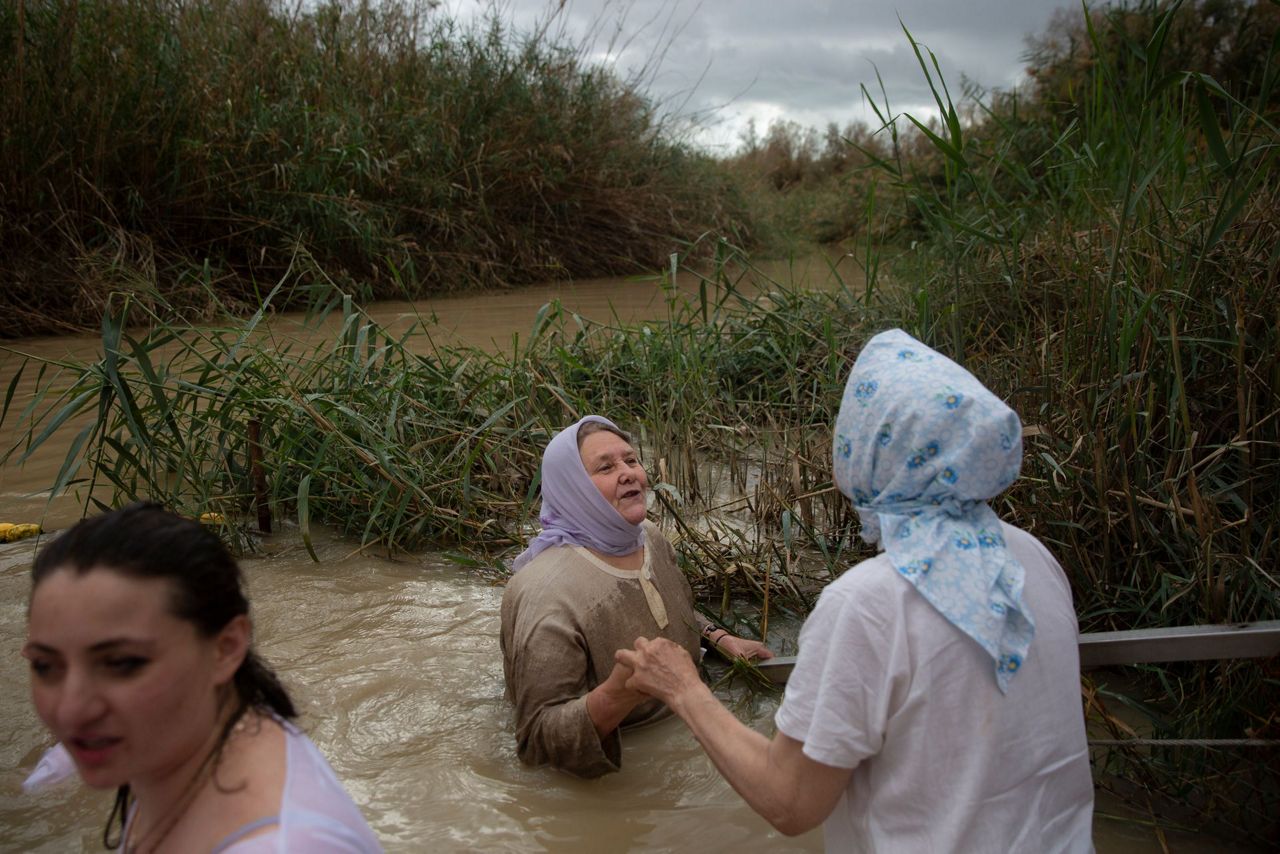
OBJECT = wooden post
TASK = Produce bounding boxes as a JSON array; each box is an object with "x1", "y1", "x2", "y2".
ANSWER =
[{"x1": 248, "y1": 419, "x2": 271, "y2": 533}]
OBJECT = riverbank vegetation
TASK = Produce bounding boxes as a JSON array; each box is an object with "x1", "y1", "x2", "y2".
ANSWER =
[
  {"x1": 848, "y1": 0, "x2": 1280, "y2": 837},
  {"x1": 3, "y1": 0, "x2": 1278, "y2": 841},
  {"x1": 0, "y1": 0, "x2": 747, "y2": 337}
]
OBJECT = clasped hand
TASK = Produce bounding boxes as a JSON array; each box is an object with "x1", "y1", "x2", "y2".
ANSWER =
[
  {"x1": 615, "y1": 636, "x2": 705, "y2": 706},
  {"x1": 617, "y1": 632, "x2": 774, "y2": 706}
]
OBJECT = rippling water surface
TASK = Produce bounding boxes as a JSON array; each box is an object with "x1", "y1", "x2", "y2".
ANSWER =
[
  {"x1": 1, "y1": 530, "x2": 820, "y2": 853},
  {"x1": 0, "y1": 262, "x2": 1257, "y2": 852}
]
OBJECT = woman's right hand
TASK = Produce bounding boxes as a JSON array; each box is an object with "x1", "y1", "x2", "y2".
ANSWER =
[
  {"x1": 600, "y1": 659, "x2": 646, "y2": 705},
  {"x1": 616, "y1": 637, "x2": 704, "y2": 709},
  {"x1": 585, "y1": 660, "x2": 647, "y2": 737}
]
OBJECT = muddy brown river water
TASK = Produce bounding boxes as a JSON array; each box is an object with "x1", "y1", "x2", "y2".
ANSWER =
[{"x1": 0, "y1": 256, "x2": 1252, "y2": 851}]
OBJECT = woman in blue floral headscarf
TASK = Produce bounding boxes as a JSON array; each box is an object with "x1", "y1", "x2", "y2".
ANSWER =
[
  {"x1": 619, "y1": 330, "x2": 1095, "y2": 852},
  {"x1": 829, "y1": 328, "x2": 1033, "y2": 692}
]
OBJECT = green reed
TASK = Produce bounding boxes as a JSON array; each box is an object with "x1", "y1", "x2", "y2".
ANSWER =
[
  {"x1": 1, "y1": 241, "x2": 867, "y2": 588},
  {"x1": 3, "y1": 1, "x2": 1277, "y2": 834},
  {"x1": 8, "y1": 2, "x2": 1276, "y2": 641},
  {"x1": 870, "y1": 0, "x2": 1280, "y2": 634},
  {"x1": 851, "y1": 1, "x2": 1279, "y2": 837},
  {"x1": 0, "y1": 0, "x2": 747, "y2": 337}
]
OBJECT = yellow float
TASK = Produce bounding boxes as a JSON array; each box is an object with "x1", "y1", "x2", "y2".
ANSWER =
[{"x1": 0, "y1": 523, "x2": 42, "y2": 542}]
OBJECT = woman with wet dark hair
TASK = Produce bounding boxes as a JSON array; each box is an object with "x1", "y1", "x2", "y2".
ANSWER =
[{"x1": 24, "y1": 502, "x2": 381, "y2": 852}]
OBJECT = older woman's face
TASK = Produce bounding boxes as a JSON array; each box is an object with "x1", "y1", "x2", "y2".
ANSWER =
[
  {"x1": 579, "y1": 430, "x2": 649, "y2": 525},
  {"x1": 23, "y1": 568, "x2": 241, "y2": 790}
]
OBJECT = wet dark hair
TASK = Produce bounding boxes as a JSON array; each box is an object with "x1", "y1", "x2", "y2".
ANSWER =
[
  {"x1": 576, "y1": 419, "x2": 632, "y2": 449},
  {"x1": 31, "y1": 501, "x2": 295, "y2": 848}
]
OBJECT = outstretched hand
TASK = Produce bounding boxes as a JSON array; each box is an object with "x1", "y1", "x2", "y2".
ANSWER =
[{"x1": 616, "y1": 636, "x2": 703, "y2": 707}]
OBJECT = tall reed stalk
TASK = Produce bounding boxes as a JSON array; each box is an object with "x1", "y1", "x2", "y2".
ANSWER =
[
  {"x1": 3, "y1": 0, "x2": 1276, "y2": 837},
  {"x1": 0, "y1": 0, "x2": 748, "y2": 337},
  {"x1": 2, "y1": 241, "x2": 869, "y2": 594},
  {"x1": 853, "y1": 1, "x2": 1278, "y2": 838}
]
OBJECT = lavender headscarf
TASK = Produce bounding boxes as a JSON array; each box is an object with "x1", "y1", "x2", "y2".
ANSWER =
[{"x1": 510, "y1": 415, "x2": 646, "y2": 572}]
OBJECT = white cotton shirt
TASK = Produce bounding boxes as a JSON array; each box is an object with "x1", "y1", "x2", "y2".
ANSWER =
[{"x1": 774, "y1": 522, "x2": 1094, "y2": 853}]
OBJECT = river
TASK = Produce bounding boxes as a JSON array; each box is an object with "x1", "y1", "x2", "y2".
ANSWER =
[{"x1": 0, "y1": 255, "x2": 1255, "y2": 852}]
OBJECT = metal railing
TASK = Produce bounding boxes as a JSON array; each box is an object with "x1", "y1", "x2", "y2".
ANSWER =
[
  {"x1": 748, "y1": 619, "x2": 1280, "y2": 845},
  {"x1": 751, "y1": 620, "x2": 1280, "y2": 684}
]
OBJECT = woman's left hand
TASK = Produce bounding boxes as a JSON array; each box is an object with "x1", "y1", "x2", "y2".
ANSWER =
[{"x1": 717, "y1": 634, "x2": 774, "y2": 661}]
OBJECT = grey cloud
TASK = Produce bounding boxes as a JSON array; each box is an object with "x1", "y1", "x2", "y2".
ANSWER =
[{"x1": 447, "y1": 0, "x2": 1070, "y2": 139}]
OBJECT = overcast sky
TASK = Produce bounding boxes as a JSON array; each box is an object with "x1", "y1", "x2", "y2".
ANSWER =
[{"x1": 441, "y1": 0, "x2": 1074, "y2": 151}]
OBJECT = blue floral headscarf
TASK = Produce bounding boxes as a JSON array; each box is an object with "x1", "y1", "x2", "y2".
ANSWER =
[{"x1": 833, "y1": 329, "x2": 1034, "y2": 692}]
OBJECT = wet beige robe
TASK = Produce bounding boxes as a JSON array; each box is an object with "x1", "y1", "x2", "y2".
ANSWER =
[{"x1": 500, "y1": 522, "x2": 706, "y2": 778}]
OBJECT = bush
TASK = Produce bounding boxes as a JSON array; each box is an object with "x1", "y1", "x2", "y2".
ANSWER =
[{"x1": 0, "y1": 0, "x2": 751, "y2": 336}]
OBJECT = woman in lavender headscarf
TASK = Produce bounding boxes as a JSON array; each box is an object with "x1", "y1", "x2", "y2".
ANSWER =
[{"x1": 499, "y1": 416, "x2": 771, "y2": 779}]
